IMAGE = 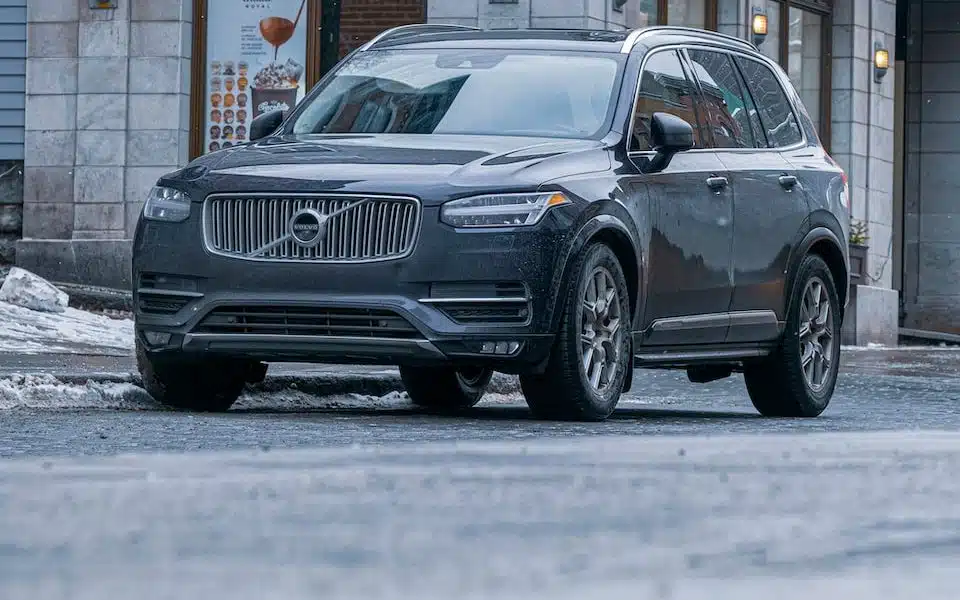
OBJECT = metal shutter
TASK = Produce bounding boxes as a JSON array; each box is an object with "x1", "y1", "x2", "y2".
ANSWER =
[{"x1": 0, "y1": 0, "x2": 24, "y2": 160}]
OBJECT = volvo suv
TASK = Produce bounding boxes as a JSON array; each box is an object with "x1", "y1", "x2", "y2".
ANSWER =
[{"x1": 133, "y1": 25, "x2": 850, "y2": 421}]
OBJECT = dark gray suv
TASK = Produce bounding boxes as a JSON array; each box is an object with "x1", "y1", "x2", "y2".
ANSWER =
[{"x1": 133, "y1": 25, "x2": 850, "y2": 421}]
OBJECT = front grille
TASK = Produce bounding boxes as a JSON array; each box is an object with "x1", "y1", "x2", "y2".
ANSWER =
[
  {"x1": 203, "y1": 194, "x2": 421, "y2": 262},
  {"x1": 195, "y1": 306, "x2": 420, "y2": 339}
]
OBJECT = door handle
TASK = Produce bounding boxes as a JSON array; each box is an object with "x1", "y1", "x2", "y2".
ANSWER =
[
  {"x1": 779, "y1": 174, "x2": 798, "y2": 189},
  {"x1": 706, "y1": 176, "x2": 728, "y2": 191}
]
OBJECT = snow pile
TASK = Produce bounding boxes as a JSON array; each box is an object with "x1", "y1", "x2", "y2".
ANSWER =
[
  {"x1": 0, "y1": 267, "x2": 68, "y2": 313},
  {"x1": 0, "y1": 299, "x2": 134, "y2": 354},
  {"x1": 0, "y1": 375, "x2": 418, "y2": 412},
  {"x1": 0, "y1": 374, "x2": 534, "y2": 412},
  {"x1": 0, "y1": 375, "x2": 155, "y2": 410}
]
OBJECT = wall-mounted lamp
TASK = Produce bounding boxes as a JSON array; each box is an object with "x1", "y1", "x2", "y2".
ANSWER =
[
  {"x1": 612, "y1": 0, "x2": 628, "y2": 13},
  {"x1": 751, "y1": 8, "x2": 768, "y2": 47},
  {"x1": 873, "y1": 43, "x2": 890, "y2": 83}
]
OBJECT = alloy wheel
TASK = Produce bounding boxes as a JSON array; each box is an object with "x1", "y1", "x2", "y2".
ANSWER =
[
  {"x1": 798, "y1": 276, "x2": 835, "y2": 392},
  {"x1": 580, "y1": 266, "x2": 624, "y2": 393}
]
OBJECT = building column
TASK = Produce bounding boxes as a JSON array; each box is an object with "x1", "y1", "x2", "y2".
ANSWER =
[
  {"x1": 833, "y1": 0, "x2": 899, "y2": 345},
  {"x1": 19, "y1": 0, "x2": 192, "y2": 290}
]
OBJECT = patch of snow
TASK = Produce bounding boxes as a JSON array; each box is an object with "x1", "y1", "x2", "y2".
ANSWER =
[
  {"x1": 0, "y1": 375, "x2": 155, "y2": 410},
  {"x1": 0, "y1": 375, "x2": 417, "y2": 412},
  {"x1": 0, "y1": 300, "x2": 134, "y2": 355},
  {"x1": 842, "y1": 344, "x2": 959, "y2": 352},
  {"x1": 0, "y1": 267, "x2": 68, "y2": 313},
  {"x1": 234, "y1": 389, "x2": 415, "y2": 411}
]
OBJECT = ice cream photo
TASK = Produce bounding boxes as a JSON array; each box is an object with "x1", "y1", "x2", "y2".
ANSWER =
[{"x1": 252, "y1": 58, "x2": 304, "y2": 117}]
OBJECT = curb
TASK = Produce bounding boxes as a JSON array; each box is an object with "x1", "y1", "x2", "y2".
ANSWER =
[{"x1": 54, "y1": 282, "x2": 134, "y2": 314}]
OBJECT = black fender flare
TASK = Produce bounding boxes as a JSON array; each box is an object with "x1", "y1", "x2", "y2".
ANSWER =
[
  {"x1": 784, "y1": 220, "x2": 849, "y2": 322},
  {"x1": 546, "y1": 203, "x2": 646, "y2": 334}
]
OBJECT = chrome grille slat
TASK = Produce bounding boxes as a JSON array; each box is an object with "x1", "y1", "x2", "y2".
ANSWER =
[{"x1": 203, "y1": 194, "x2": 421, "y2": 263}]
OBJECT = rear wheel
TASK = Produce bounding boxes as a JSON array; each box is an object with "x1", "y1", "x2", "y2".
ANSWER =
[
  {"x1": 743, "y1": 254, "x2": 841, "y2": 417},
  {"x1": 136, "y1": 340, "x2": 253, "y2": 412},
  {"x1": 520, "y1": 242, "x2": 631, "y2": 421},
  {"x1": 399, "y1": 365, "x2": 493, "y2": 410}
]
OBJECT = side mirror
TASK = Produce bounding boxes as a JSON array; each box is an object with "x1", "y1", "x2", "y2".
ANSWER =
[
  {"x1": 249, "y1": 110, "x2": 286, "y2": 142},
  {"x1": 641, "y1": 112, "x2": 695, "y2": 174}
]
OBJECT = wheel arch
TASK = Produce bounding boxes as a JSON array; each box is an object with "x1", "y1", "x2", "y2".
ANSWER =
[
  {"x1": 785, "y1": 222, "x2": 849, "y2": 322},
  {"x1": 547, "y1": 206, "x2": 645, "y2": 333}
]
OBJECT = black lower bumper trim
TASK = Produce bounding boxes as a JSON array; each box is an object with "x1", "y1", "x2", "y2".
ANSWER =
[{"x1": 181, "y1": 333, "x2": 446, "y2": 363}]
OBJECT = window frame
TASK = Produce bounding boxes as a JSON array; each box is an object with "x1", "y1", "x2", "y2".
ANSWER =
[
  {"x1": 626, "y1": 43, "x2": 809, "y2": 158},
  {"x1": 652, "y1": 0, "x2": 718, "y2": 30}
]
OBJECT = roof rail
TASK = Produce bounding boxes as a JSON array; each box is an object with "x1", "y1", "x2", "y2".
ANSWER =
[
  {"x1": 360, "y1": 24, "x2": 481, "y2": 51},
  {"x1": 620, "y1": 26, "x2": 757, "y2": 54}
]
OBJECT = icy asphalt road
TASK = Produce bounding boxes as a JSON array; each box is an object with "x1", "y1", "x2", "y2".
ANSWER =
[
  {"x1": 1, "y1": 347, "x2": 958, "y2": 457},
  {"x1": 1, "y1": 347, "x2": 960, "y2": 599}
]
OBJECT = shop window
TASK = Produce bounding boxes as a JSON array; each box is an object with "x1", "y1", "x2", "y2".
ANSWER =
[
  {"x1": 735, "y1": 56, "x2": 803, "y2": 148},
  {"x1": 667, "y1": 0, "x2": 706, "y2": 29},
  {"x1": 686, "y1": 49, "x2": 760, "y2": 149},
  {"x1": 626, "y1": 0, "x2": 658, "y2": 27},
  {"x1": 630, "y1": 50, "x2": 705, "y2": 152},
  {"x1": 788, "y1": 7, "x2": 822, "y2": 131}
]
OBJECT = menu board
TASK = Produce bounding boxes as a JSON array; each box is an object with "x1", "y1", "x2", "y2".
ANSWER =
[{"x1": 203, "y1": 0, "x2": 308, "y2": 153}]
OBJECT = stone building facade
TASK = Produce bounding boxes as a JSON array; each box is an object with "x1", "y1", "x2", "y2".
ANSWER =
[{"x1": 13, "y1": 0, "x2": 952, "y2": 343}]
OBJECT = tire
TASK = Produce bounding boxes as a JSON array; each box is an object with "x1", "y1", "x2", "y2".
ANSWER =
[
  {"x1": 136, "y1": 340, "x2": 250, "y2": 412},
  {"x1": 399, "y1": 365, "x2": 493, "y2": 410},
  {"x1": 743, "y1": 254, "x2": 841, "y2": 417},
  {"x1": 519, "y1": 242, "x2": 632, "y2": 421}
]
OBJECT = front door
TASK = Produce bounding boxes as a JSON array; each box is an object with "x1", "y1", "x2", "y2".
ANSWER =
[{"x1": 628, "y1": 49, "x2": 734, "y2": 346}]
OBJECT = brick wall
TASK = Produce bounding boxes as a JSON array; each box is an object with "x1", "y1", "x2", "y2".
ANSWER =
[{"x1": 339, "y1": 0, "x2": 425, "y2": 57}]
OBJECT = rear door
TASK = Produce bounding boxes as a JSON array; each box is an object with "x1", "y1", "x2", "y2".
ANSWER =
[{"x1": 686, "y1": 48, "x2": 809, "y2": 343}]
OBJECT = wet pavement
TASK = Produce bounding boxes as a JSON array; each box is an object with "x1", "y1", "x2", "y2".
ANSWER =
[{"x1": 0, "y1": 347, "x2": 957, "y2": 458}]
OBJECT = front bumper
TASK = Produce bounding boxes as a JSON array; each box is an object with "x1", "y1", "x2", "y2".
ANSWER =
[{"x1": 132, "y1": 203, "x2": 573, "y2": 370}]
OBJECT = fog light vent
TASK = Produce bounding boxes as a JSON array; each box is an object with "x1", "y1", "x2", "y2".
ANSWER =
[
  {"x1": 143, "y1": 331, "x2": 172, "y2": 347},
  {"x1": 479, "y1": 341, "x2": 522, "y2": 355}
]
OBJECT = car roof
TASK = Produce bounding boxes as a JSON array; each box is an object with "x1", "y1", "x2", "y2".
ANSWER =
[{"x1": 366, "y1": 25, "x2": 760, "y2": 56}]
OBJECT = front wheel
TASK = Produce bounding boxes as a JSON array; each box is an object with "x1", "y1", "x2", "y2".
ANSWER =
[
  {"x1": 399, "y1": 365, "x2": 493, "y2": 410},
  {"x1": 520, "y1": 242, "x2": 631, "y2": 421},
  {"x1": 743, "y1": 254, "x2": 841, "y2": 417},
  {"x1": 136, "y1": 340, "x2": 252, "y2": 412}
]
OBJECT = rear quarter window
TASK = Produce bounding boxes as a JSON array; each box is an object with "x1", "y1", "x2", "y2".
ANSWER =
[{"x1": 734, "y1": 56, "x2": 803, "y2": 148}]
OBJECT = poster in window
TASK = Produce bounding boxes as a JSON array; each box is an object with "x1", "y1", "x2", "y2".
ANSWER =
[{"x1": 203, "y1": 0, "x2": 307, "y2": 154}]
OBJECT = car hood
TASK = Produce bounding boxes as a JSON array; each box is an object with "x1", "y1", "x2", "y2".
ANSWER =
[{"x1": 167, "y1": 134, "x2": 611, "y2": 205}]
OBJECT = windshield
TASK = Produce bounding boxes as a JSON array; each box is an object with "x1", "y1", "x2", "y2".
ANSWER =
[{"x1": 289, "y1": 49, "x2": 623, "y2": 139}]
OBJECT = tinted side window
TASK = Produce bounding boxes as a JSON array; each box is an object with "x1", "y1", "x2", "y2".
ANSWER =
[
  {"x1": 630, "y1": 50, "x2": 705, "y2": 152},
  {"x1": 686, "y1": 49, "x2": 758, "y2": 149},
  {"x1": 734, "y1": 57, "x2": 803, "y2": 148},
  {"x1": 731, "y1": 62, "x2": 767, "y2": 146}
]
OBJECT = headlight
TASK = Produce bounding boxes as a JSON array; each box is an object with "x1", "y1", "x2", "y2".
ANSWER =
[
  {"x1": 440, "y1": 192, "x2": 571, "y2": 228},
  {"x1": 143, "y1": 186, "x2": 191, "y2": 222}
]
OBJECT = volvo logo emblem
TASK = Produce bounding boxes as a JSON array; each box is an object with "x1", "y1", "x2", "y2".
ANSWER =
[{"x1": 288, "y1": 208, "x2": 327, "y2": 248}]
